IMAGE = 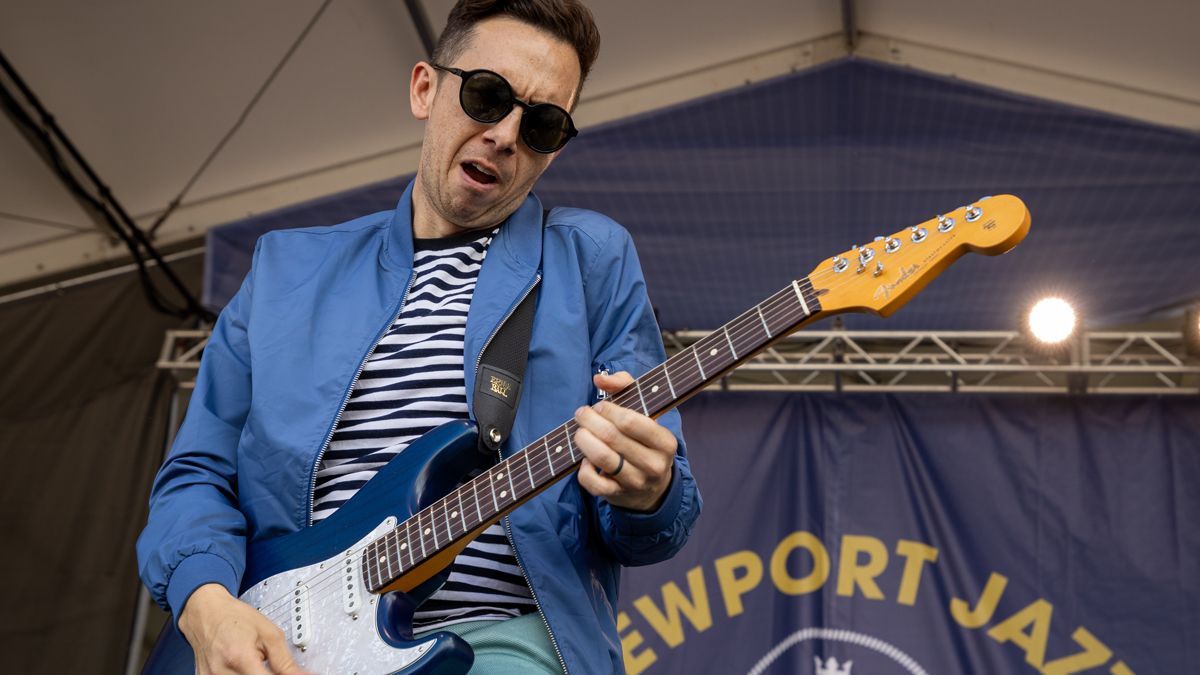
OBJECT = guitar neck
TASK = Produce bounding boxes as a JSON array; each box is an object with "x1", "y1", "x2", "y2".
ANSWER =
[{"x1": 360, "y1": 277, "x2": 824, "y2": 593}]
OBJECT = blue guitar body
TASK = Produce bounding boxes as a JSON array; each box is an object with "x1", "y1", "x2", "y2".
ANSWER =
[{"x1": 142, "y1": 421, "x2": 491, "y2": 675}]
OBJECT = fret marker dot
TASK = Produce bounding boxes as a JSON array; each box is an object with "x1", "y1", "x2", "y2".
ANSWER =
[
  {"x1": 495, "y1": 472, "x2": 503, "y2": 480},
  {"x1": 378, "y1": 556, "x2": 386, "y2": 563},
  {"x1": 500, "y1": 490, "x2": 508, "y2": 498},
  {"x1": 651, "y1": 385, "x2": 660, "y2": 393},
  {"x1": 710, "y1": 348, "x2": 718, "y2": 356},
  {"x1": 400, "y1": 543, "x2": 407, "y2": 550},
  {"x1": 423, "y1": 528, "x2": 430, "y2": 535},
  {"x1": 451, "y1": 511, "x2": 457, "y2": 518},
  {"x1": 555, "y1": 446, "x2": 563, "y2": 453}
]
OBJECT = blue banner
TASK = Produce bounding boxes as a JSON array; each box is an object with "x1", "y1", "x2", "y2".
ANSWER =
[{"x1": 618, "y1": 392, "x2": 1199, "y2": 674}]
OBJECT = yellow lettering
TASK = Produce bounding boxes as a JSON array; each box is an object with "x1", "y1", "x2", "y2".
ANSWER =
[
  {"x1": 714, "y1": 550, "x2": 763, "y2": 617},
  {"x1": 769, "y1": 531, "x2": 830, "y2": 595},
  {"x1": 617, "y1": 611, "x2": 657, "y2": 675},
  {"x1": 894, "y1": 539, "x2": 938, "y2": 605},
  {"x1": 987, "y1": 599, "x2": 1053, "y2": 669},
  {"x1": 1041, "y1": 626, "x2": 1112, "y2": 675},
  {"x1": 951, "y1": 572, "x2": 1009, "y2": 628},
  {"x1": 633, "y1": 566, "x2": 713, "y2": 648},
  {"x1": 836, "y1": 535, "x2": 888, "y2": 600},
  {"x1": 1109, "y1": 662, "x2": 1134, "y2": 675}
]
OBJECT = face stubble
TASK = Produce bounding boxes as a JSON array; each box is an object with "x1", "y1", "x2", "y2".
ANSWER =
[{"x1": 410, "y1": 17, "x2": 581, "y2": 239}]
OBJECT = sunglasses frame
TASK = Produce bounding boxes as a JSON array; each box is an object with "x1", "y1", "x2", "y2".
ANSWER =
[{"x1": 431, "y1": 63, "x2": 578, "y2": 154}]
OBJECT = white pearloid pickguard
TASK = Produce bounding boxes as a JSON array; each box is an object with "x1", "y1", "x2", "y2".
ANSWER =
[{"x1": 239, "y1": 518, "x2": 436, "y2": 674}]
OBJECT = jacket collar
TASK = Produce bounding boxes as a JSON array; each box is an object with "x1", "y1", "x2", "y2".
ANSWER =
[
  {"x1": 384, "y1": 178, "x2": 544, "y2": 413},
  {"x1": 383, "y1": 179, "x2": 544, "y2": 275}
]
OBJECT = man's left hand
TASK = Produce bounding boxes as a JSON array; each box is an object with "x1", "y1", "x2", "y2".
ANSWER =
[{"x1": 574, "y1": 371, "x2": 678, "y2": 512}]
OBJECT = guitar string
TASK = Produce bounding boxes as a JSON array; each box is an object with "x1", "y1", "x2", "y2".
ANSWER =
[
  {"x1": 254, "y1": 263, "x2": 884, "y2": 625},
  {"x1": 253, "y1": 226, "x2": 973, "y2": 624},
  {"x1": 253, "y1": 273, "x2": 827, "y2": 625}
]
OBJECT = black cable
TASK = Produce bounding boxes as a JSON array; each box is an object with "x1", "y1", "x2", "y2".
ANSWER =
[
  {"x1": 0, "y1": 50, "x2": 214, "y2": 322},
  {"x1": 148, "y1": 0, "x2": 335, "y2": 237}
]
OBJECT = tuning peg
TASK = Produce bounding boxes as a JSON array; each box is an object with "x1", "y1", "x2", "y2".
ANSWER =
[
  {"x1": 873, "y1": 261, "x2": 885, "y2": 277},
  {"x1": 832, "y1": 256, "x2": 849, "y2": 273},
  {"x1": 937, "y1": 215, "x2": 955, "y2": 232},
  {"x1": 884, "y1": 237, "x2": 901, "y2": 253},
  {"x1": 965, "y1": 205, "x2": 983, "y2": 222},
  {"x1": 858, "y1": 247, "x2": 876, "y2": 265},
  {"x1": 910, "y1": 226, "x2": 928, "y2": 243}
]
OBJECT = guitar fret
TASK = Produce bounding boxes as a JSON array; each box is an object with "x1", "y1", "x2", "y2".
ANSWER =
[
  {"x1": 756, "y1": 305, "x2": 772, "y2": 338},
  {"x1": 384, "y1": 539, "x2": 395, "y2": 580},
  {"x1": 402, "y1": 524, "x2": 413, "y2": 568},
  {"x1": 429, "y1": 507, "x2": 440, "y2": 548},
  {"x1": 417, "y1": 512, "x2": 427, "y2": 559},
  {"x1": 634, "y1": 379, "x2": 649, "y2": 416},
  {"x1": 472, "y1": 477, "x2": 483, "y2": 525},
  {"x1": 543, "y1": 438, "x2": 555, "y2": 477},
  {"x1": 662, "y1": 365, "x2": 677, "y2": 399},
  {"x1": 489, "y1": 471, "x2": 500, "y2": 512},
  {"x1": 524, "y1": 453, "x2": 535, "y2": 492},
  {"x1": 371, "y1": 544, "x2": 382, "y2": 589},
  {"x1": 443, "y1": 498, "x2": 453, "y2": 539},
  {"x1": 692, "y1": 347, "x2": 706, "y2": 380},
  {"x1": 724, "y1": 325, "x2": 738, "y2": 360},
  {"x1": 567, "y1": 424, "x2": 579, "y2": 461}
]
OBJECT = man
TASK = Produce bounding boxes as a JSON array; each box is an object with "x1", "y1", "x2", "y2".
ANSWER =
[{"x1": 137, "y1": 1, "x2": 701, "y2": 673}]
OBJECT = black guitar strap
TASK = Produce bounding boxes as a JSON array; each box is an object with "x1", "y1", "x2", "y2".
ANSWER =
[{"x1": 472, "y1": 209, "x2": 546, "y2": 456}]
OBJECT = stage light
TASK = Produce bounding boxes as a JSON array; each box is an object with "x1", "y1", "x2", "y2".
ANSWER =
[
  {"x1": 1026, "y1": 297, "x2": 1077, "y2": 344},
  {"x1": 1185, "y1": 306, "x2": 1200, "y2": 357}
]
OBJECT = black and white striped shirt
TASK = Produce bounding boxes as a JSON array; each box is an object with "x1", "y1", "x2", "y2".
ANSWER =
[{"x1": 312, "y1": 227, "x2": 535, "y2": 629}]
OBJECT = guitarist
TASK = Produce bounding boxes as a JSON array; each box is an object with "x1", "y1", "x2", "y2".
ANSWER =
[{"x1": 136, "y1": 1, "x2": 702, "y2": 673}]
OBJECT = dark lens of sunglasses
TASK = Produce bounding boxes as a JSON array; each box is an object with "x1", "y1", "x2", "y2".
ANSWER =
[
  {"x1": 461, "y1": 71, "x2": 512, "y2": 122},
  {"x1": 521, "y1": 105, "x2": 572, "y2": 152}
]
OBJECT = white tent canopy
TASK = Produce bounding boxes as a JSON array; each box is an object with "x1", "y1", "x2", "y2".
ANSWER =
[{"x1": 1, "y1": 0, "x2": 1197, "y2": 289}]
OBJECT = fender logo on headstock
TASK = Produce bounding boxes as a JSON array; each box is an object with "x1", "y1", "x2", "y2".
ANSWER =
[{"x1": 874, "y1": 263, "x2": 920, "y2": 302}]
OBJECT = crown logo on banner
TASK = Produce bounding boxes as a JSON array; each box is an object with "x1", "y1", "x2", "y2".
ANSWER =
[{"x1": 814, "y1": 656, "x2": 853, "y2": 675}]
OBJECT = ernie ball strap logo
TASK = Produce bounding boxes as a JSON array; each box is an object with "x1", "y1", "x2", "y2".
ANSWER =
[{"x1": 489, "y1": 375, "x2": 512, "y2": 399}]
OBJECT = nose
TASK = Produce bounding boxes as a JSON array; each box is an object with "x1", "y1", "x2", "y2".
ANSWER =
[{"x1": 481, "y1": 106, "x2": 522, "y2": 155}]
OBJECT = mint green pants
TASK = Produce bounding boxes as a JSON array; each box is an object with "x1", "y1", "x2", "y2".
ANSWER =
[{"x1": 415, "y1": 612, "x2": 563, "y2": 674}]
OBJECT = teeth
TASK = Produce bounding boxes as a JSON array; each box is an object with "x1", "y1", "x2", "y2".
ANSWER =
[{"x1": 470, "y1": 162, "x2": 495, "y2": 178}]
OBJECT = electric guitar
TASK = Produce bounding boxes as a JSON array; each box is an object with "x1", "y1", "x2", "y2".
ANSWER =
[{"x1": 142, "y1": 195, "x2": 1031, "y2": 674}]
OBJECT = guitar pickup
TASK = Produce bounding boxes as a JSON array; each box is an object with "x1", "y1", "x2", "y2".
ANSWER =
[
  {"x1": 343, "y1": 552, "x2": 363, "y2": 617},
  {"x1": 290, "y1": 584, "x2": 312, "y2": 650}
]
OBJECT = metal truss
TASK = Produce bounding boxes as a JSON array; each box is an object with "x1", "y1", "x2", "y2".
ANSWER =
[
  {"x1": 663, "y1": 330, "x2": 1199, "y2": 395},
  {"x1": 158, "y1": 329, "x2": 1199, "y2": 395}
]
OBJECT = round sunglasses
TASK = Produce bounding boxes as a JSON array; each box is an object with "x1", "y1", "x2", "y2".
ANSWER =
[{"x1": 432, "y1": 64, "x2": 578, "y2": 154}]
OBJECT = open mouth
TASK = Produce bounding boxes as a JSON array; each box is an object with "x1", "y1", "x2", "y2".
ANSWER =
[{"x1": 462, "y1": 161, "x2": 498, "y2": 185}]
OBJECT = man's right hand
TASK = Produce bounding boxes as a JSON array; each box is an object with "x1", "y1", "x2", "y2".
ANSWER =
[{"x1": 178, "y1": 583, "x2": 311, "y2": 675}]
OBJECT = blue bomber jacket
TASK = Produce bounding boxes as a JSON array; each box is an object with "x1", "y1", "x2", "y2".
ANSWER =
[{"x1": 136, "y1": 182, "x2": 702, "y2": 674}]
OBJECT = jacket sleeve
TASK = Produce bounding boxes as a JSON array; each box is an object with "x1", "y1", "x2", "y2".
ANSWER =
[
  {"x1": 582, "y1": 224, "x2": 702, "y2": 566},
  {"x1": 135, "y1": 242, "x2": 260, "y2": 619}
]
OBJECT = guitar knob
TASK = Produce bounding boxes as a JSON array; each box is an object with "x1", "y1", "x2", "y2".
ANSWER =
[
  {"x1": 965, "y1": 205, "x2": 983, "y2": 222},
  {"x1": 884, "y1": 237, "x2": 901, "y2": 253},
  {"x1": 910, "y1": 226, "x2": 928, "y2": 243},
  {"x1": 937, "y1": 215, "x2": 955, "y2": 232}
]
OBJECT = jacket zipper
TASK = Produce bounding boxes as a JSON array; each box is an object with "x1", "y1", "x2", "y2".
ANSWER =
[
  {"x1": 307, "y1": 272, "x2": 415, "y2": 525},
  {"x1": 479, "y1": 274, "x2": 567, "y2": 673},
  {"x1": 504, "y1": 516, "x2": 569, "y2": 675},
  {"x1": 471, "y1": 274, "x2": 541, "y2": 388}
]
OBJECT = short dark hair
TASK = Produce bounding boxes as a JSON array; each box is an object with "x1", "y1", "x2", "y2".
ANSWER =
[{"x1": 432, "y1": 0, "x2": 601, "y2": 92}]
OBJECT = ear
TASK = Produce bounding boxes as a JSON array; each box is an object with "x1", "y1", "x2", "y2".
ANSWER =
[{"x1": 410, "y1": 62, "x2": 436, "y2": 121}]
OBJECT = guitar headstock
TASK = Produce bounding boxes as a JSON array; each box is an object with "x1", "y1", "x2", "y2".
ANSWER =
[{"x1": 807, "y1": 195, "x2": 1030, "y2": 317}]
